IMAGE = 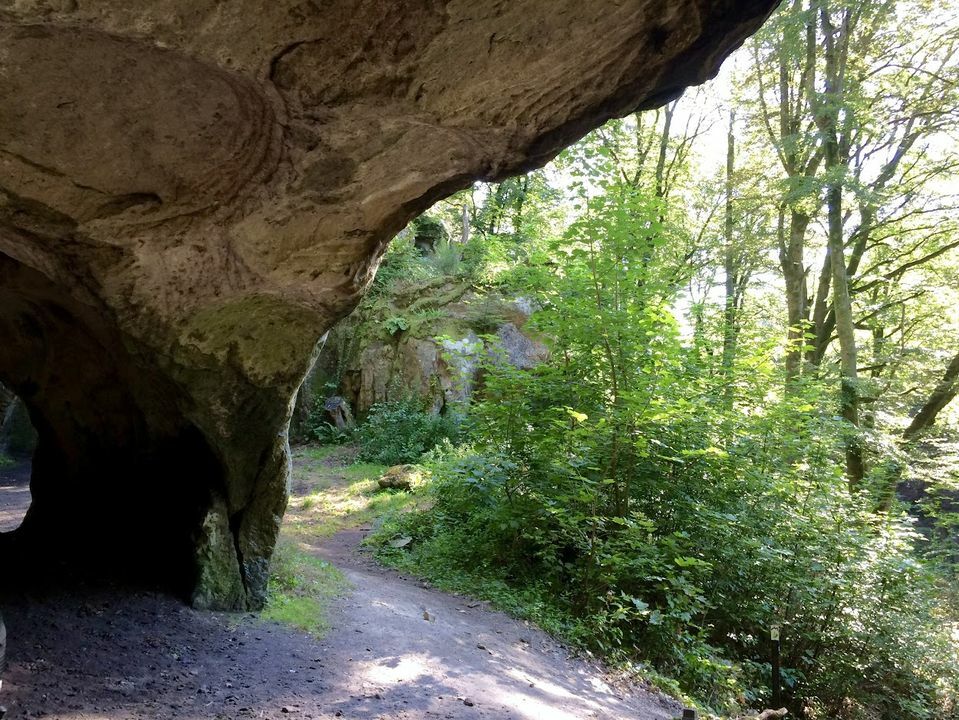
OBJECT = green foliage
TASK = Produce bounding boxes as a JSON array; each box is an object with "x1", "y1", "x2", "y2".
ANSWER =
[
  {"x1": 370, "y1": 232, "x2": 433, "y2": 294},
  {"x1": 356, "y1": 399, "x2": 464, "y2": 465},
  {"x1": 382, "y1": 315, "x2": 411, "y2": 336},
  {"x1": 316, "y1": 6, "x2": 959, "y2": 714},
  {"x1": 303, "y1": 403, "x2": 355, "y2": 445},
  {"x1": 428, "y1": 237, "x2": 464, "y2": 277},
  {"x1": 368, "y1": 185, "x2": 959, "y2": 718},
  {"x1": 411, "y1": 214, "x2": 448, "y2": 250},
  {"x1": 305, "y1": 418, "x2": 354, "y2": 446}
]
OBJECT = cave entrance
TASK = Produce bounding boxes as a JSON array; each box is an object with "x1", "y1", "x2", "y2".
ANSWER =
[{"x1": 0, "y1": 384, "x2": 36, "y2": 533}]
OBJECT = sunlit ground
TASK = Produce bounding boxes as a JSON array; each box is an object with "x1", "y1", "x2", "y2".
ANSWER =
[
  {"x1": 0, "y1": 458, "x2": 31, "y2": 531},
  {"x1": 283, "y1": 445, "x2": 424, "y2": 537}
]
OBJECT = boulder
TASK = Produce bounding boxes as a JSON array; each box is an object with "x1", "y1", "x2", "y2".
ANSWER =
[
  {"x1": 497, "y1": 323, "x2": 549, "y2": 370},
  {"x1": 0, "y1": 0, "x2": 778, "y2": 608},
  {"x1": 323, "y1": 396, "x2": 356, "y2": 431},
  {"x1": 378, "y1": 465, "x2": 423, "y2": 492}
]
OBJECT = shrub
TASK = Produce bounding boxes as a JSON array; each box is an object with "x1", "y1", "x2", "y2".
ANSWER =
[{"x1": 356, "y1": 399, "x2": 463, "y2": 465}]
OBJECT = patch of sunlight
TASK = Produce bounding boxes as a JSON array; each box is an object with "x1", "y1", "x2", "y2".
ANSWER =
[
  {"x1": 501, "y1": 667, "x2": 628, "y2": 719},
  {"x1": 504, "y1": 668, "x2": 584, "y2": 703},
  {"x1": 342, "y1": 462, "x2": 390, "y2": 482},
  {"x1": 360, "y1": 654, "x2": 432, "y2": 684},
  {"x1": 494, "y1": 690, "x2": 597, "y2": 720},
  {"x1": 284, "y1": 451, "x2": 422, "y2": 537}
]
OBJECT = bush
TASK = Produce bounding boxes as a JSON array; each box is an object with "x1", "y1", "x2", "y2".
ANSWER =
[
  {"x1": 375, "y1": 405, "x2": 959, "y2": 717},
  {"x1": 366, "y1": 187, "x2": 959, "y2": 717},
  {"x1": 356, "y1": 400, "x2": 463, "y2": 465}
]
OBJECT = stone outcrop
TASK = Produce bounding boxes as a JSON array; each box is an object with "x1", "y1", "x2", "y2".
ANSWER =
[
  {"x1": 300, "y1": 279, "x2": 546, "y2": 423},
  {"x1": 0, "y1": 0, "x2": 778, "y2": 608}
]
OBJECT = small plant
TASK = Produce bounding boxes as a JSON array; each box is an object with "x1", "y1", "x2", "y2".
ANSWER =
[
  {"x1": 305, "y1": 406, "x2": 355, "y2": 445},
  {"x1": 308, "y1": 420, "x2": 354, "y2": 445},
  {"x1": 383, "y1": 315, "x2": 411, "y2": 336},
  {"x1": 428, "y1": 237, "x2": 464, "y2": 276}
]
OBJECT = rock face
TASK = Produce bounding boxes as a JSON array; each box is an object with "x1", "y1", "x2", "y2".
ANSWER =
[
  {"x1": 0, "y1": 0, "x2": 778, "y2": 609},
  {"x1": 300, "y1": 278, "x2": 546, "y2": 424}
]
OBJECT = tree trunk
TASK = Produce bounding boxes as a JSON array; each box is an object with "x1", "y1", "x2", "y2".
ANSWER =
[
  {"x1": 903, "y1": 350, "x2": 959, "y2": 440},
  {"x1": 461, "y1": 203, "x2": 470, "y2": 244},
  {"x1": 721, "y1": 113, "x2": 738, "y2": 406},
  {"x1": 819, "y1": 3, "x2": 864, "y2": 490},
  {"x1": 654, "y1": 103, "x2": 674, "y2": 201},
  {"x1": 781, "y1": 210, "x2": 811, "y2": 384}
]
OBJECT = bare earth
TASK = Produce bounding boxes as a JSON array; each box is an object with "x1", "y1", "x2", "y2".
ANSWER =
[
  {"x1": 0, "y1": 461, "x2": 31, "y2": 533},
  {"x1": 0, "y1": 460, "x2": 681, "y2": 720}
]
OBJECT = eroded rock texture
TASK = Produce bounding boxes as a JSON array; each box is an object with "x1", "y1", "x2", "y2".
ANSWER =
[{"x1": 0, "y1": 0, "x2": 777, "y2": 609}]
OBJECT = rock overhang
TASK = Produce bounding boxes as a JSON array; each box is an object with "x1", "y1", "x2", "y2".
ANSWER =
[{"x1": 0, "y1": 0, "x2": 779, "y2": 608}]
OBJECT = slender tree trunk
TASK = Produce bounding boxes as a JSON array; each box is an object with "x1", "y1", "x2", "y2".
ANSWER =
[
  {"x1": 826, "y1": 174, "x2": 864, "y2": 488},
  {"x1": 819, "y1": 3, "x2": 864, "y2": 489},
  {"x1": 781, "y1": 211, "x2": 811, "y2": 385},
  {"x1": 721, "y1": 113, "x2": 738, "y2": 406},
  {"x1": 654, "y1": 103, "x2": 674, "y2": 201},
  {"x1": 807, "y1": 249, "x2": 832, "y2": 366},
  {"x1": 461, "y1": 204, "x2": 470, "y2": 244}
]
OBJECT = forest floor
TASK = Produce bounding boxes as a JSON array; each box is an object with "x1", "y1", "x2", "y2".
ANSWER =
[{"x1": 0, "y1": 446, "x2": 681, "y2": 720}]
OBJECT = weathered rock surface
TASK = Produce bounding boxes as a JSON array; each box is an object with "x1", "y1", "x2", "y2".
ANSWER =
[
  {"x1": 303, "y1": 278, "x2": 541, "y2": 422},
  {"x1": 0, "y1": 0, "x2": 778, "y2": 608},
  {"x1": 377, "y1": 465, "x2": 423, "y2": 491}
]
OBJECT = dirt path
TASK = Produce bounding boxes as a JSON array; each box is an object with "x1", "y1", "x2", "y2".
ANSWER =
[
  {"x1": 0, "y1": 460, "x2": 31, "y2": 532},
  {"x1": 0, "y1": 451, "x2": 682, "y2": 719},
  {"x1": 300, "y1": 527, "x2": 681, "y2": 720}
]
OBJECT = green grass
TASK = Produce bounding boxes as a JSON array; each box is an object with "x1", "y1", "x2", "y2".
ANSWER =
[
  {"x1": 0, "y1": 452, "x2": 16, "y2": 469},
  {"x1": 284, "y1": 445, "x2": 422, "y2": 537},
  {"x1": 262, "y1": 537, "x2": 348, "y2": 637},
  {"x1": 262, "y1": 444, "x2": 423, "y2": 636},
  {"x1": 301, "y1": 445, "x2": 341, "y2": 462}
]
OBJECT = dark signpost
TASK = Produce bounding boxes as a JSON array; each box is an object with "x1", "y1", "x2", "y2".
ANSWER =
[{"x1": 771, "y1": 624, "x2": 782, "y2": 709}]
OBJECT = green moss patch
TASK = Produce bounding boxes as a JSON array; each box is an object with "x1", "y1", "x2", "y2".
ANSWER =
[{"x1": 262, "y1": 537, "x2": 348, "y2": 637}]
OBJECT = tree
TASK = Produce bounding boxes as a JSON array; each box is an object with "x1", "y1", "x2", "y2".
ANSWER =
[{"x1": 904, "y1": 349, "x2": 959, "y2": 440}]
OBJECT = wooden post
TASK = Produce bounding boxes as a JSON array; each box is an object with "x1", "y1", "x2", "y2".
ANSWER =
[{"x1": 771, "y1": 625, "x2": 782, "y2": 708}]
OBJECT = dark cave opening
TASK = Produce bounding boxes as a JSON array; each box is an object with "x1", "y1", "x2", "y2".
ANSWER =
[{"x1": 0, "y1": 252, "x2": 225, "y2": 600}]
